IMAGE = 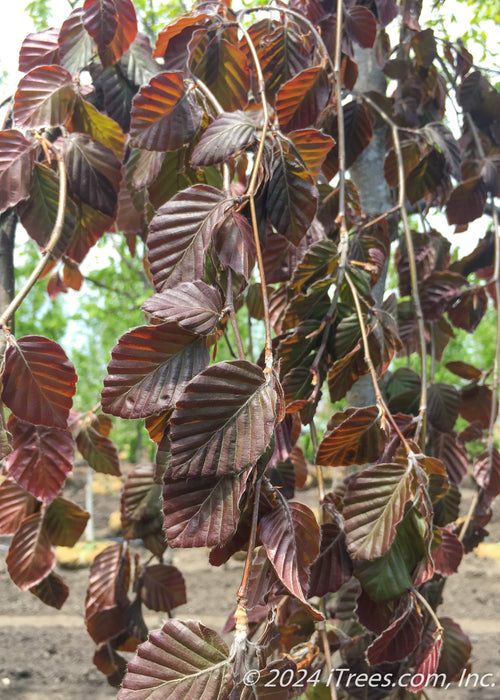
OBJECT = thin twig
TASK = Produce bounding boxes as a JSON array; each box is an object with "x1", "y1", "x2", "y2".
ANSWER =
[
  {"x1": 226, "y1": 269, "x2": 246, "y2": 360},
  {"x1": 238, "y1": 21, "x2": 273, "y2": 370},
  {"x1": 0, "y1": 155, "x2": 67, "y2": 329},
  {"x1": 487, "y1": 199, "x2": 500, "y2": 458},
  {"x1": 413, "y1": 589, "x2": 444, "y2": 636}
]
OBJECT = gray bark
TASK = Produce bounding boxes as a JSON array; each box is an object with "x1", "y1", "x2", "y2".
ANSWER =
[{"x1": 347, "y1": 47, "x2": 395, "y2": 407}]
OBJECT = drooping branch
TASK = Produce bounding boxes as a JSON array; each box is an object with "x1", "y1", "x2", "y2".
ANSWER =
[
  {"x1": 237, "y1": 21, "x2": 273, "y2": 371},
  {"x1": 0, "y1": 154, "x2": 67, "y2": 330}
]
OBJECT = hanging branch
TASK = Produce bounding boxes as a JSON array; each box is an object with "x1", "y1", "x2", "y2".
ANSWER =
[
  {"x1": 237, "y1": 21, "x2": 273, "y2": 371},
  {"x1": 0, "y1": 154, "x2": 67, "y2": 330},
  {"x1": 361, "y1": 94, "x2": 428, "y2": 447}
]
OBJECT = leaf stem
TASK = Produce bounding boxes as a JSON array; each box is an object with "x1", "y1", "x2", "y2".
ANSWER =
[
  {"x1": 0, "y1": 155, "x2": 67, "y2": 330},
  {"x1": 413, "y1": 588, "x2": 443, "y2": 637}
]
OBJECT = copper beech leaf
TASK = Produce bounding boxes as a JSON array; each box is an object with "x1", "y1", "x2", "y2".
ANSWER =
[
  {"x1": 0, "y1": 477, "x2": 37, "y2": 535},
  {"x1": 18, "y1": 162, "x2": 77, "y2": 256},
  {"x1": 147, "y1": 185, "x2": 230, "y2": 290},
  {"x1": 0, "y1": 129, "x2": 36, "y2": 211},
  {"x1": 288, "y1": 129, "x2": 335, "y2": 180},
  {"x1": 170, "y1": 360, "x2": 278, "y2": 479},
  {"x1": 67, "y1": 96, "x2": 125, "y2": 159},
  {"x1": 473, "y1": 448, "x2": 500, "y2": 504},
  {"x1": 83, "y1": 0, "x2": 137, "y2": 67},
  {"x1": 316, "y1": 406, "x2": 385, "y2": 467},
  {"x1": 367, "y1": 595, "x2": 423, "y2": 665},
  {"x1": 433, "y1": 432, "x2": 469, "y2": 485},
  {"x1": 260, "y1": 497, "x2": 320, "y2": 613},
  {"x1": 59, "y1": 8, "x2": 97, "y2": 74},
  {"x1": 85, "y1": 542, "x2": 130, "y2": 644},
  {"x1": 44, "y1": 497, "x2": 90, "y2": 547},
  {"x1": 5, "y1": 416, "x2": 74, "y2": 504},
  {"x1": 432, "y1": 528, "x2": 463, "y2": 576},
  {"x1": 191, "y1": 111, "x2": 257, "y2": 166},
  {"x1": 6, "y1": 511, "x2": 55, "y2": 590},
  {"x1": 142, "y1": 281, "x2": 223, "y2": 336},
  {"x1": 13, "y1": 65, "x2": 75, "y2": 128},
  {"x1": 29, "y1": 571, "x2": 69, "y2": 610},
  {"x1": 118, "y1": 619, "x2": 232, "y2": 699},
  {"x1": 213, "y1": 211, "x2": 256, "y2": 280},
  {"x1": 345, "y1": 5, "x2": 377, "y2": 48},
  {"x1": 343, "y1": 463, "x2": 414, "y2": 560},
  {"x1": 163, "y1": 470, "x2": 251, "y2": 548},
  {"x1": 437, "y1": 618, "x2": 472, "y2": 682},
  {"x1": 121, "y1": 464, "x2": 163, "y2": 542},
  {"x1": 266, "y1": 149, "x2": 318, "y2": 245},
  {"x1": 101, "y1": 322, "x2": 209, "y2": 420},
  {"x1": 140, "y1": 564, "x2": 187, "y2": 613},
  {"x1": 190, "y1": 32, "x2": 249, "y2": 112},
  {"x1": 307, "y1": 521, "x2": 353, "y2": 597},
  {"x1": 130, "y1": 71, "x2": 202, "y2": 151},
  {"x1": 256, "y1": 23, "x2": 314, "y2": 97},
  {"x1": 410, "y1": 629, "x2": 443, "y2": 691},
  {"x1": 276, "y1": 65, "x2": 330, "y2": 133},
  {"x1": 76, "y1": 413, "x2": 120, "y2": 476},
  {"x1": 63, "y1": 133, "x2": 122, "y2": 217},
  {"x1": 18, "y1": 27, "x2": 60, "y2": 73},
  {"x1": 427, "y1": 382, "x2": 460, "y2": 432},
  {"x1": 2, "y1": 336, "x2": 77, "y2": 428}
]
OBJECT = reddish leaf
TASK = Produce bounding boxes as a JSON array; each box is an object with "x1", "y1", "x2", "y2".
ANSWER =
[
  {"x1": 276, "y1": 66, "x2": 330, "y2": 132},
  {"x1": 140, "y1": 564, "x2": 187, "y2": 612},
  {"x1": 213, "y1": 211, "x2": 256, "y2": 280},
  {"x1": 102, "y1": 322, "x2": 209, "y2": 419},
  {"x1": 2, "y1": 335, "x2": 77, "y2": 428},
  {"x1": 83, "y1": 0, "x2": 137, "y2": 67},
  {"x1": 367, "y1": 595, "x2": 423, "y2": 664},
  {"x1": 260, "y1": 497, "x2": 320, "y2": 611},
  {"x1": 119, "y1": 620, "x2": 231, "y2": 699},
  {"x1": 266, "y1": 149, "x2": 318, "y2": 245},
  {"x1": 384, "y1": 140, "x2": 421, "y2": 188},
  {"x1": 18, "y1": 162, "x2": 77, "y2": 256},
  {"x1": 316, "y1": 406, "x2": 385, "y2": 467},
  {"x1": 256, "y1": 22, "x2": 314, "y2": 97},
  {"x1": 191, "y1": 111, "x2": 257, "y2": 166},
  {"x1": 93, "y1": 644, "x2": 127, "y2": 688},
  {"x1": 345, "y1": 6, "x2": 377, "y2": 49},
  {"x1": 190, "y1": 31, "x2": 250, "y2": 111},
  {"x1": 13, "y1": 65, "x2": 75, "y2": 128},
  {"x1": 0, "y1": 477, "x2": 37, "y2": 535},
  {"x1": 5, "y1": 416, "x2": 74, "y2": 504},
  {"x1": 147, "y1": 185, "x2": 229, "y2": 291},
  {"x1": 328, "y1": 341, "x2": 369, "y2": 403},
  {"x1": 445, "y1": 361, "x2": 482, "y2": 381},
  {"x1": 58, "y1": 8, "x2": 97, "y2": 74},
  {"x1": 6, "y1": 511, "x2": 55, "y2": 590},
  {"x1": 288, "y1": 129, "x2": 335, "y2": 180},
  {"x1": 153, "y1": 11, "x2": 209, "y2": 60},
  {"x1": 67, "y1": 96, "x2": 125, "y2": 159},
  {"x1": 142, "y1": 281, "x2": 223, "y2": 335},
  {"x1": 0, "y1": 129, "x2": 36, "y2": 211},
  {"x1": 66, "y1": 200, "x2": 113, "y2": 263},
  {"x1": 473, "y1": 449, "x2": 500, "y2": 504},
  {"x1": 62, "y1": 261, "x2": 84, "y2": 291},
  {"x1": 130, "y1": 72, "x2": 202, "y2": 151},
  {"x1": 437, "y1": 618, "x2": 472, "y2": 682},
  {"x1": 163, "y1": 470, "x2": 251, "y2": 549},
  {"x1": 170, "y1": 360, "x2": 278, "y2": 479},
  {"x1": 76, "y1": 413, "x2": 121, "y2": 476},
  {"x1": 343, "y1": 463, "x2": 414, "y2": 560},
  {"x1": 44, "y1": 497, "x2": 90, "y2": 547},
  {"x1": 459, "y1": 384, "x2": 494, "y2": 429},
  {"x1": 307, "y1": 521, "x2": 353, "y2": 597},
  {"x1": 433, "y1": 432, "x2": 469, "y2": 485},
  {"x1": 322, "y1": 100, "x2": 373, "y2": 178},
  {"x1": 410, "y1": 629, "x2": 443, "y2": 691},
  {"x1": 448, "y1": 286, "x2": 488, "y2": 332},
  {"x1": 29, "y1": 571, "x2": 69, "y2": 610},
  {"x1": 432, "y1": 528, "x2": 463, "y2": 576},
  {"x1": 86, "y1": 543, "x2": 130, "y2": 644},
  {"x1": 427, "y1": 382, "x2": 461, "y2": 432},
  {"x1": 18, "y1": 27, "x2": 60, "y2": 73},
  {"x1": 64, "y1": 133, "x2": 122, "y2": 217},
  {"x1": 446, "y1": 177, "x2": 487, "y2": 225},
  {"x1": 121, "y1": 464, "x2": 163, "y2": 543}
]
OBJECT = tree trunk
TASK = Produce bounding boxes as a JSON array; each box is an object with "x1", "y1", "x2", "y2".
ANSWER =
[
  {"x1": 347, "y1": 47, "x2": 395, "y2": 407},
  {"x1": 0, "y1": 208, "x2": 16, "y2": 354}
]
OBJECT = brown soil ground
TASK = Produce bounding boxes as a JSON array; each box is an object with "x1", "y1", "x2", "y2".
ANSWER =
[{"x1": 0, "y1": 466, "x2": 499, "y2": 700}]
